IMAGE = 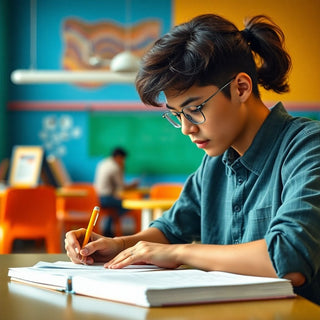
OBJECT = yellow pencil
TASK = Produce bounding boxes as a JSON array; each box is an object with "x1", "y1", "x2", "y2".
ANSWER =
[{"x1": 82, "y1": 206, "x2": 100, "y2": 248}]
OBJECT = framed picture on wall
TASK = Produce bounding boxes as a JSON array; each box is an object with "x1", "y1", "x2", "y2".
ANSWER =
[{"x1": 8, "y1": 146, "x2": 44, "y2": 187}]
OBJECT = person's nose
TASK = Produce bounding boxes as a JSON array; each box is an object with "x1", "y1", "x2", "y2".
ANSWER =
[{"x1": 180, "y1": 116, "x2": 199, "y2": 136}]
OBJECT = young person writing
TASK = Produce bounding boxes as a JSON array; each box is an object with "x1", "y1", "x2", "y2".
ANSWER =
[{"x1": 65, "y1": 14, "x2": 320, "y2": 304}]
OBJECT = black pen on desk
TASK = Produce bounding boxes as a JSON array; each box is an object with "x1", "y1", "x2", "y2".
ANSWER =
[{"x1": 82, "y1": 206, "x2": 100, "y2": 248}]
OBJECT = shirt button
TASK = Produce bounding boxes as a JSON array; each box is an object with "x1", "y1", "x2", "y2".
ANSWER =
[
  {"x1": 234, "y1": 205, "x2": 241, "y2": 212},
  {"x1": 237, "y1": 177, "x2": 244, "y2": 185}
]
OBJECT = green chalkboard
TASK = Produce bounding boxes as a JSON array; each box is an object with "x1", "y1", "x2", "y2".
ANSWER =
[{"x1": 89, "y1": 112, "x2": 205, "y2": 175}]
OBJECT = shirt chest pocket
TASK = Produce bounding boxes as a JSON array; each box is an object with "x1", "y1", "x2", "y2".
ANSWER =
[{"x1": 242, "y1": 206, "x2": 273, "y2": 241}]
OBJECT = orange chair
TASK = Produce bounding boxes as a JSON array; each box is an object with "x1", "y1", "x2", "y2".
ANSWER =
[
  {"x1": 0, "y1": 186, "x2": 60, "y2": 253},
  {"x1": 149, "y1": 183, "x2": 183, "y2": 221},
  {"x1": 56, "y1": 183, "x2": 102, "y2": 234},
  {"x1": 57, "y1": 183, "x2": 143, "y2": 237},
  {"x1": 99, "y1": 189, "x2": 144, "y2": 237},
  {"x1": 57, "y1": 183, "x2": 124, "y2": 237},
  {"x1": 149, "y1": 183, "x2": 183, "y2": 200}
]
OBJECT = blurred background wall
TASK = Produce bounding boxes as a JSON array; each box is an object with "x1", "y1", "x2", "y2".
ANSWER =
[{"x1": 1, "y1": 0, "x2": 319, "y2": 186}]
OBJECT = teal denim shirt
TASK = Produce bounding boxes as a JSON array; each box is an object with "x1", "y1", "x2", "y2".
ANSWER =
[{"x1": 151, "y1": 102, "x2": 320, "y2": 304}]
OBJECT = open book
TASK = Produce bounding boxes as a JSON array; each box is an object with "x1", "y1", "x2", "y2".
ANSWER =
[
  {"x1": 8, "y1": 261, "x2": 160, "y2": 291},
  {"x1": 8, "y1": 261, "x2": 295, "y2": 307}
]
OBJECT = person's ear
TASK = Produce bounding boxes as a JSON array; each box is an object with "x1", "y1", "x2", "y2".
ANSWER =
[{"x1": 233, "y1": 72, "x2": 252, "y2": 102}]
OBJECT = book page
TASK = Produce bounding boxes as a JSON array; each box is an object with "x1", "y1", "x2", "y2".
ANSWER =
[
  {"x1": 8, "y1": 261, "x2": 164, "y2": 292},
  {"x1": 34, "y1": 261, "x2": 162, "y2": 271}
]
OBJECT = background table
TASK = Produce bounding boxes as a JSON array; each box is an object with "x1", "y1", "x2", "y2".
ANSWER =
[
  {"x1": 2, "y1": 254, "x2": 320, "y2": 320},
  {"x1": 122, "y1": 198, "x2": 175, "y2": 230},
  {"x1": 55, "y1": 187, "x2": 88, "y2": 198},
  {"x1": 0, "y1": 187, "x2": 87, "y2": 197}
]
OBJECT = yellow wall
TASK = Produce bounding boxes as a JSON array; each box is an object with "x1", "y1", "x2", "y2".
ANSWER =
[{"x1": 174, "y1": 0, "x2": 320, "y2": 105}]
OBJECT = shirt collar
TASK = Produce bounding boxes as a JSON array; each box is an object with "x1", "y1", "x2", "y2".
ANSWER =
[{"x1": 222, "y1": 102, "x2": 292, "y2": 175}]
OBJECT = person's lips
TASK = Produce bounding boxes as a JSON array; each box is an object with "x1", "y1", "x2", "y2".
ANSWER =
[{"x1": 193, "y1": 139, "x2": 209, "y2": 149}]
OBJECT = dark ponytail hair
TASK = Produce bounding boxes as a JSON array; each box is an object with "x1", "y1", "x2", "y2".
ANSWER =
[
  {"x1": 135, "y1": 14, "x2": 292, "y2": 107},
  {"x1": 242, "y1": 15, "x2": 291, "y2": 93}
]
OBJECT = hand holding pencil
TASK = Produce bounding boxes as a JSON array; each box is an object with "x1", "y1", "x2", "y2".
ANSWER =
[{"x1": 82, "y1": 206, "x2": 100, "y2": 248}]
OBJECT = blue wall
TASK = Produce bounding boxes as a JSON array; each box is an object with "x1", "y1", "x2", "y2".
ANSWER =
[
  {"x1": 8, "y1": 0, "x2": 171, "y2": 102},
  {"x1": 6, "y1": 0, "x2": 320, "y2": 186},
  {"x1": 7, "y1": 0, "x2": 185, "y2": 186}
]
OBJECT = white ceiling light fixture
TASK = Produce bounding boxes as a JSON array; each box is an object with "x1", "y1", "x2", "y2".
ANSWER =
[
  {"x1": 109, "y1": 0, "x2": 140, "y2": 72},
  {"x1": 10, "y1": 0, "x2": 138, "y2": 85},
  {"x1": 11, "y1": 70, "x2": 137, "y2": 84},
  {"x1": 110, "y1": 50, "x2": 140, "y2": 72}
]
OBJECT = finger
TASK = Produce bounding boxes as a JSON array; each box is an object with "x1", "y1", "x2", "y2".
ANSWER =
[
  {"x1": 65, "y1": 229, "x2": 85, "y2": 250},
  {"x1": 65, "y1": 247, "x2": 82, "y2": 264},
  {"x1": 105, "y1": 248, "x2": 137, "y2": 269},
  {"x1": 79, "y1": 235, "x2": 107, "y2": 262},
  {"x1": 80, "y1": 255, "x2": 94, "y2": 265},
  {"x1": 65, "y1": 239, "x2": 79, "y2": 262},
  {"x1": 80, "y1": 237, "x2": 100, "y2": 257}
]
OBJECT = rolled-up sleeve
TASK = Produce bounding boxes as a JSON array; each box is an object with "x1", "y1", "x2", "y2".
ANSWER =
[{"x1": 265, "y1": 123, "x2": 320, "y2": 301}]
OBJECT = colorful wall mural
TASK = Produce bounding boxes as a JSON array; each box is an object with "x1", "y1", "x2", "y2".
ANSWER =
[{"x1": 62, "y1": 18, "x2": 161, "y2": 88}]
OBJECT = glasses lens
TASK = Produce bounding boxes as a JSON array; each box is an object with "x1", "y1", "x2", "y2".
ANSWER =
[
  {"x1": 183, "y1": 106, "x2": 205, "y2": 124},
  {"x1": 163, "y1": 112, "x2": 181, "y2": 128}
]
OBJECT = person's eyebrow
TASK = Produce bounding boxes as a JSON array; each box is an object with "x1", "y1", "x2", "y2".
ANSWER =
[{"x1": 166, "y1": 96, "x2": 201, "y2": 110}]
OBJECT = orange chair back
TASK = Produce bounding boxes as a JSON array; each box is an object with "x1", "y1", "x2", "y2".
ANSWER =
[
  {"x1": 0, "y1": 186, "x2": 60, "y2": 253},
  {"x1": 58, "y1": 183, "x2": 99, "y2": 213},
  {"x1": 149, "y1": 183, "x2": 183, "y2": 200},
  {"x1": 99, "y1": 189, "x2": 144, "y2": 237},
  {"x1": 56, "y1": 183, "x2": 100, "y2": 233},
  {"x1": 57, "y1": 183, "x2": 144, "y2": 237}
]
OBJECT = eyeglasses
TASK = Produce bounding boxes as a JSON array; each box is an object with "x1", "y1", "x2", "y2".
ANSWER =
[{"x1": 162, "y1": 78, "x2": 234, "y2": 128}]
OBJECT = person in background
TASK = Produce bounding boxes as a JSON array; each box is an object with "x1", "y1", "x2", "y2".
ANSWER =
[
  {"x1": 66, "y1": 14, "x2": 320, "y2": 304},
  {"x1": 94, "y1": 147, "x2": 139, "y2": 236}
]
